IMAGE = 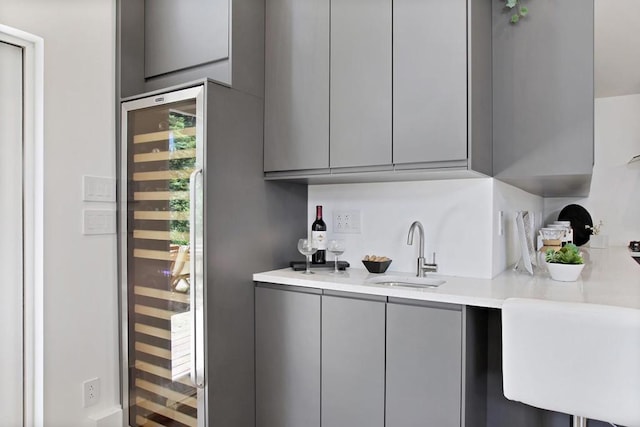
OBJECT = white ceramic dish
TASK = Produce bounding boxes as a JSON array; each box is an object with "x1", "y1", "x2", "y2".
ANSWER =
[{"x1": 546, "y1": 262, "x2": 585, "y2": 282}]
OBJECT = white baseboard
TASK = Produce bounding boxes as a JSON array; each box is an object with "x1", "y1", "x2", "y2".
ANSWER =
[{"x1": 89, "y1": 406, "x2": 123, "y2": 427}]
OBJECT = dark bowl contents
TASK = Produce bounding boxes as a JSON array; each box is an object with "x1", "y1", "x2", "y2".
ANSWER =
[{"x1": 362, "y1": 260, "x2": 392, "y2": 274}]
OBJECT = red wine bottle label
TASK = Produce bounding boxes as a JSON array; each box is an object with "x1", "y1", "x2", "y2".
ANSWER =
[{"x1": 312, "y1": 231, "x2": 327, "y2": 250}]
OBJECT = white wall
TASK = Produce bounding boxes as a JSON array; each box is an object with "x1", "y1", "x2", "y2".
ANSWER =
[
  {"x1": 594, "y1": 0, "x2": 640, "y2": 98},
  {"x1": 309, "y1": 179, "x2": 496, "y2": 278},
  {"x1": 544, "y1": 94, "x2": 640, "y2": 247},
  {"x1": 308, "y1": 178, "x2": 542, "y2": 279},
  {"x1": 0, "y1": 1, "x2": 120, "y2": 426}
]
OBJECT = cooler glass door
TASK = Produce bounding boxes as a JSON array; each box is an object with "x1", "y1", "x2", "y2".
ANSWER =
[{"x1": 121, "y1": 85, "x2": 205, "y2": 427}]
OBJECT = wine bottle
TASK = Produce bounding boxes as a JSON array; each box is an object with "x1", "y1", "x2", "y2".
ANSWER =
[{"x1": 311, "y1": 205, "x2": 327, "y2": 264}]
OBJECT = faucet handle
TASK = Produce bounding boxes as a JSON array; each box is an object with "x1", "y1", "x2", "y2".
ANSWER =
[{"x1": 424, "y1": 252, "x2": 438, "y2": 273}]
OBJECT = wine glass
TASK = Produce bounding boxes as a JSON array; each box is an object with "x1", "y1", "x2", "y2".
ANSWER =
[
  {"x1": 297, "y1": 238, "x2": 317, "y2": 275},
  {"x1": 327, "y1": 239, "x2": 346, "y2": 274}
]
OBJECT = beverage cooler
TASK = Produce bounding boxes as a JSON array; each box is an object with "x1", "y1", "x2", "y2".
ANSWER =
[{"x1": 119, "y1": 80, "x2": 306, "y2": 427}]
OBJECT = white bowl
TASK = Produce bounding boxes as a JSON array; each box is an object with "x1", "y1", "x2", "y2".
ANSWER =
[{"x1": 546, "y1": 262, "x2": 585, "y2": 282}]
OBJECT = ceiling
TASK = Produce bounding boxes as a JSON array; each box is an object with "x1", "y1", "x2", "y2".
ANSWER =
[{"x1": 595, "y1": 0, "x2": 640, "y2": 98}]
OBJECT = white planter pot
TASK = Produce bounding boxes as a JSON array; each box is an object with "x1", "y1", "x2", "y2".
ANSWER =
[{"x1": 546, "y1": 262, "x2": 585, "y2": 282}]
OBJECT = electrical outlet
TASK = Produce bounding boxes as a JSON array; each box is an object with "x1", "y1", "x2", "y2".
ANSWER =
[
  {"x1": 83, "y1": 377, "x2": 100, "y2": 408},
  {"x1": 333, "y1": 210, "x2": 361, "y2": 234}
]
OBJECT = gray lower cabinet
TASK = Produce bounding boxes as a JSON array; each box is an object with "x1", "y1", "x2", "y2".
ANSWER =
[
  {"x1": 255, "y1": 285, "x2": 487, "y2": 427},
  {"x1": 386, "y1": 301, "x2": 463, "y2": 427},
  {"x1": 255, "y1": 285, "x2": 321, "y2": 427},
  {"x1": 321, "y1": 294, "x2": 386, "y2": 427}
]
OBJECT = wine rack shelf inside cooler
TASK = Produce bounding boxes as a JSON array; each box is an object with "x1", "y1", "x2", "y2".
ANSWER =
[
  {"x1": 134, "y1": 191, "x2": 190, "y2": 201},
  {"x1": 133, "y1": 127, "x2": 196, "y2": 144},
  {"x1": 134, "y1": 230, "x2": 189, "y2": 242},
  {"x1": 135, "y1": 148, "x2": 197, "y2": 163},
  {"x1": 133, "y1": 170, "x2": 194, "y2": 182},
  {"x1": 135, "y1": 397, "x2": 197, "y2": 427},
  {"x1": 134, "y1": 211, "x2": 191, "y2": 222}
]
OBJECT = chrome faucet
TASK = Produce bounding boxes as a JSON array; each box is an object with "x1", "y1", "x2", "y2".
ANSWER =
[{"x1": 407, "y1": 221, "x2": 438, "y2": 277}]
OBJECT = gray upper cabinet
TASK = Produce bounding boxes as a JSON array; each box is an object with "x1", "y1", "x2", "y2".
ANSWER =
[
  {"x1": 255, "y1": 286, "x2": 321, "y2": 427},
  {"x1": 386, "y1": 302, "x2": 463, "y2": 427},
  {"x1": 144, "y1": 0, "x2": 229, "y2": 79},
  {"x1": 322, "y1": 294, "x2": 386, "y2": 427},
  {"x1": 263, "y1": 0, "x2": 492, "y2": 180},
  {"x1": 492, "y1": 0, "x2": 594, "y2": 197},
  {"x1": 264, "y1": 0, "x2": 330, "y2": 172},
  {"x1": 393, "y1": 0, "x2": 467, "y2": 166},
  {"x1": 329, "y1": 0, "x2": 392, "y2": 168},
  {"x1": 118, "y1": 0, "x2": 264, "y2": 98}
]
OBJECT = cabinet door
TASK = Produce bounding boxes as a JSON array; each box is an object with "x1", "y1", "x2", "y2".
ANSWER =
[
  {"x1": 386, "y1": 302, "x2": 462, "y2": 427},
  {"x1": 264, "y1": 0, "x2": 330, "y2": 172},
  {"x1": 492, "y1": 0, "x2": 594, "y2": 195},
  {"x1": 144, "y1": 0, "x2": 229, "y2": 78},
  {"x1": 322, "y1": 295, "x2": 386, "y2": 427},
  {"x1": 330, "y1": 0, "x2": 392, "y2": 168},
  {"x1": 393, "y1": 0, "x2": 467, "y2": 165},
  {"x1": 256, "y1": 286, "x2": 321, "y2": 427}
]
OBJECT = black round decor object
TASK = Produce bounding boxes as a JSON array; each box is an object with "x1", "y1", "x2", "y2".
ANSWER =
[{"x1": 558, "y1": 204, "x2": 593, "y2": 246}]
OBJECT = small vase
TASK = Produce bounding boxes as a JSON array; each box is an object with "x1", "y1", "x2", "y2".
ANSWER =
[
  {"x1": 546, "y1": 262, "x2": 585, "y2": 282},
  {"x1": 590, "y1": 234, "x2": 608, "y2": 249}
]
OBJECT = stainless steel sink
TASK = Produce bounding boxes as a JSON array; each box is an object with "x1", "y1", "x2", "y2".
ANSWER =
[{"x1": 366, "y1": 275, "x2": 445, "y2": 289}]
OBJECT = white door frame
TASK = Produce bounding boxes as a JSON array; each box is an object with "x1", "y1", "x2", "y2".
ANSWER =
[{"x1": 0, "y1": 24, "x2": 44, "y2": 427}]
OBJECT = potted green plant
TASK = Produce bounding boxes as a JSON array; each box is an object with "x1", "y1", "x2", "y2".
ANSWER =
[{"x1": 545, "y1": 243, "x2": 585, "y2": 282}]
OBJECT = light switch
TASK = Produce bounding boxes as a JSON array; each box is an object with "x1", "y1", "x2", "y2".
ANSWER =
[
  {"x1": 83, "y1": 176, "x2": 116, "y2": 202},
  {"x1": 83, "y1": 209, "x2": 116, "y2": 235}
]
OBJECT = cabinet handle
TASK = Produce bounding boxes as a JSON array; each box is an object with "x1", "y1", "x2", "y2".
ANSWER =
[{"x1": 189, "y1": 168, "x2": 205, "y2": 388}]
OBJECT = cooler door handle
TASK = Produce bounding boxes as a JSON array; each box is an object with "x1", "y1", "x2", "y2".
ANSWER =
[{"x1": 189, "y1": 168, "x2": 205, "y2": 388}]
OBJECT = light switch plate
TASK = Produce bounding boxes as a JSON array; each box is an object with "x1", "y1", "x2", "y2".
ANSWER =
[
  {"x1": 83, "y1": 176, "x2": 116, "y2": 202},
  {"x1": 83, "y1": 209, "x2": 116, "y2": 235}
]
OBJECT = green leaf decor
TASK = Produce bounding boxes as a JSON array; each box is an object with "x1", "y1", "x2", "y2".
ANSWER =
[
  {"x1": 504, "y1": 0, "x2": 530, "y2": 24},
  {"x1": 545, "y1": 244, "x2": 585, "y2": 265}
]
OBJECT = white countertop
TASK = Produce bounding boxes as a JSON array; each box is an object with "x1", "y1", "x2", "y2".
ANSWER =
[{"x1": 253, "y1": 246, "x2": 640, "y2": 309}]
